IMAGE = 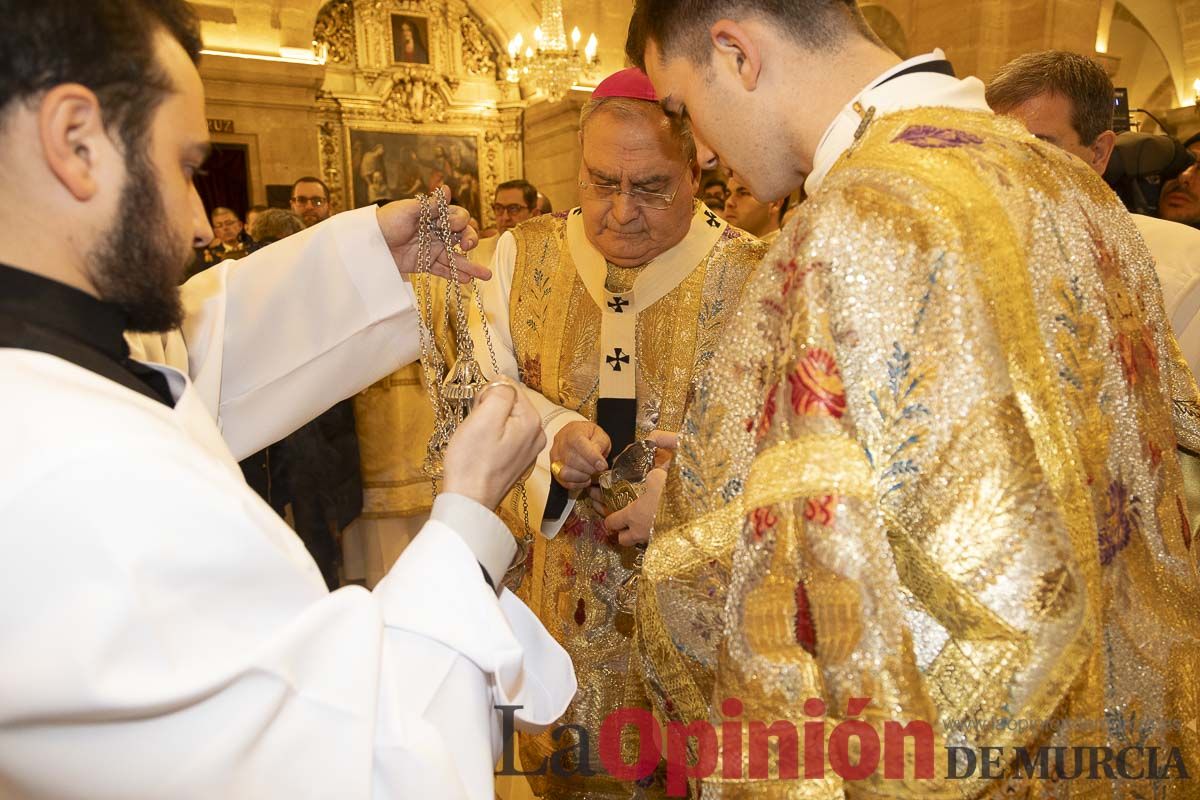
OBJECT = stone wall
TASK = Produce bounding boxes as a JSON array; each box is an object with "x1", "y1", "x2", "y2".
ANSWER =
[
  {"x1": 200, "y1": 56, "x2": 325, "y2": 207},
  {"x1": 522, "y1": 96, "x2": 587, "y2": 213},
  {"x1": 899, "y1": 0, "x2": 1101, "y2": 82},
  {"x1": 863, "y1": 0, "x2": 1197, "y2": 122}
]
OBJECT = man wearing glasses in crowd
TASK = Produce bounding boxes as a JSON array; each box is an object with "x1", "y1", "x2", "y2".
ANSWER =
[
  {"x1": 289, "y1": 176, "x2": 333, "y2": 228},
  {"x1": 193, "y1": 206, "x2": 252, "y2": 274},
  {"x1": 473, "y1": 179, "x2": 544, "y2": 270},
  {"x1": 440, "y1": 68, "x2": 768, "y2": 797},
  {"x1": 493, "y1": 179, "x2": 542, "y2": 236}
]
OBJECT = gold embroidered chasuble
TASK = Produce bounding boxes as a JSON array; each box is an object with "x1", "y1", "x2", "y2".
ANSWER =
[
  {"x1": 507, "y1": 206, "x2": 767, "y2": 798},
  {"x1": 640, "y1": 109, "x2": 1200, "y2": 799}
]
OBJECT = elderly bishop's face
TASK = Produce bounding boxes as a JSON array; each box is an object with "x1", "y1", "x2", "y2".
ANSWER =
[{"x1": 578, "y1": 105, "x2": 698, "y2": 268}]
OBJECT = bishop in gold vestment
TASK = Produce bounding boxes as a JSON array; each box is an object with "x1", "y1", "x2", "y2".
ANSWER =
[
  {"x1": 502, "y1": 203, "x2": 764, "y2": 798},
  {"x1": 632, "y1": 47, "x2": 1200, "y2": 800},
  {"x1": 422, "y1": 69, "x2": 769, "y2": 798}
]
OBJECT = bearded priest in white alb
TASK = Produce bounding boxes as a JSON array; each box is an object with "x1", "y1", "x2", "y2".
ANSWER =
[
  {"x1": 0, "y1": 4, "x2": 574, "y2": 798},
  {"x1": 431, "y1": 69, "x2": 767, "y2": 799}
]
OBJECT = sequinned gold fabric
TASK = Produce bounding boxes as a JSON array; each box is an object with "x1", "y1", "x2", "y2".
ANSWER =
[
  {"x1": 508, "y1": 213, "x2": 767, "y2": 799},
  {"x1": 641, "y1": 109, "x2": 1200, "y2": 799}
]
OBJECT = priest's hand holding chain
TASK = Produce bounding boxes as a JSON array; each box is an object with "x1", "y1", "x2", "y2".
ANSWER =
[
  {"x1": 376, "y1": 186, "x2": 489, "y2": 283},
  {"x1": 442, "y1": 379, "x2": 546, "y2": 510}
]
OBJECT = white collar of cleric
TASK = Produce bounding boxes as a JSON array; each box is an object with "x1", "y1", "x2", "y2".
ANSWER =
[{"x1": 804, "y1": 49, "x2": 991, "y2": 196}]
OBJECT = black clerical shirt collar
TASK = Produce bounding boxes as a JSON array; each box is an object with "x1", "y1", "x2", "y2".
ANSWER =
[
  {"x1": 0, "y1": 262, "x2": 175, "y2": 406},
  {"x1": 0, "y1": 262, "x2": 130, "y2": 361},
  {"x1": 873, "y1": 58, "x2": 955, "y2": 89}
]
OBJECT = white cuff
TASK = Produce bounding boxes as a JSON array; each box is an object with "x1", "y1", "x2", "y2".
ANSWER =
[
  {"x1": 524, "y1": 405, "x2": 588, "y2": 538},
  {"x1": 540, "y1": 496, "x2": 576, "y2": 539},
  {"x1": 431, "y1": 493, "x2": 516, "y2": 588}
]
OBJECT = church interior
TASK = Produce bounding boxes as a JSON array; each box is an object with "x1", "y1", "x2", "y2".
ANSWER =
[
  {"x1": 193, "y1": 0, "x2": 1200, "y2": 219},
  {"x1": 188, "y1": 0, "x2": 1200, "y2": 594},
  {"x1": 6, "y1": 0, "x2": 1200, "y2": 796}
]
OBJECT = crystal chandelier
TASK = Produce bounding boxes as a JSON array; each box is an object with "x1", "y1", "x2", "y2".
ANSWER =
[{"x1": 505, "y1": 0, "x2": 599, "y2": 103}]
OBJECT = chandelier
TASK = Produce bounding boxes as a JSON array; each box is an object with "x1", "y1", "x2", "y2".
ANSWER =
[{"x1": 505, "y1": 0, "x2": 599, "y2": 103}]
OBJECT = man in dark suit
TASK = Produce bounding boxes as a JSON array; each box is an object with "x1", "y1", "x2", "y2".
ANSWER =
[{"x1": 238, "y1": 211, "x2": 364, "y2": 589}]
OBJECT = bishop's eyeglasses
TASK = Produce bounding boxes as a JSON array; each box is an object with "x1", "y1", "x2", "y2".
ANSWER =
[{"x1": 578, "y1": 172, "x2": 684, "y2": 211}]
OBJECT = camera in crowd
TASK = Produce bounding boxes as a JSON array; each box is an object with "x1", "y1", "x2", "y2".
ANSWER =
[{"x1": 1103, "y1": 132, "x2": 1196, "y2": 217}]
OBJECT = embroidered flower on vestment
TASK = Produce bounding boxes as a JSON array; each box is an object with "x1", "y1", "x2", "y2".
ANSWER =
[
  {"x1": 803, "y1": 495, "x2": 839, "y2": 526},
  {"x1": 892, "y1": 125, "x2": 984, "y2": 148},
  {"x1": 747, "y1": 383, "x2": 780, "y2": 441},
  {"x1": 1099, "y1": 478, "x2": 1142, "y2": 565},
  {"x1": 748, "y1": 507, "x2": 779, "y2": 540},
  {"x1": 789, "y1": 348, "x2": 847, "y2": 419},
  {"x1": 519, "y1": 355, "x2": 542, "y2": 391}
]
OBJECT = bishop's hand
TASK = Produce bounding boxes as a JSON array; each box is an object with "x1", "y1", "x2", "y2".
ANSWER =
[
  {"x1": 376, "y1": 186, "x2": 490, "y2": 283},
  {"x1": 442, "y1": 380, "x2": 546, "y2": 510},
  {"x1": 550, "y1": 422, "x2": 612, "y2": 491}
]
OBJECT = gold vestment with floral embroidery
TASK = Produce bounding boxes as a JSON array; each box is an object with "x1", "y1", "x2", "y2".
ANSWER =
[{"x1": 640, "y1": 109, "x2": 1200, "y2": 799}]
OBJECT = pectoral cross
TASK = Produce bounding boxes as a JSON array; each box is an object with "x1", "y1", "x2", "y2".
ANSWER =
[
  {"x1": 606, "y1": 348, "x2": 631, "y2": 372},
  {"x1": 607, "y1": 296, "x2": 629, "y2": 313}
]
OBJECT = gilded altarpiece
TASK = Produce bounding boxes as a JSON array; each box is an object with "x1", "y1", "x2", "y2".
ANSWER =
[{"x1": 313, "y1": 0, "x2": 524, "y2": 228}]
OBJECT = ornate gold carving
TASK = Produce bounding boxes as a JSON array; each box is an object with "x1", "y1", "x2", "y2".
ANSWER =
[
  {"x1": 317, "y1": 0, "x2": 524, "y2": 224},
  {"x1": 381, "y1": 74, "x2": 448, "y2": 123},
  {"x1": 314, "y1": 0, "x2": 356, "y2": 65},
  {"x1": 460, "y1": 14, "x2": 497, "y2": 78},
  {"x1": 485, "y1": 129, "x2": 523, "y2": 147},
  {"x1": 351, "y1": 0, "x2": 442, "y2": 71},
  {"x1": 318, "y1": 117, "x2": 346, "y2": 212},
  {"x1": 481, "y1": 130, "x2": 503, "y2": 209}
]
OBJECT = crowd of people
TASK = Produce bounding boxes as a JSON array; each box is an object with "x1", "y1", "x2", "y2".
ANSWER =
[
  {"x1": 191, "y1": 176, "x2": 334, "y2": 273},
  {"x1": 3, "y1": 0, "x2": 1200, "y2": 799}
]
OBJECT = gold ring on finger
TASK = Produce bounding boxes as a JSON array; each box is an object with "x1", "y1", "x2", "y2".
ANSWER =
[{"x1": 473, "y1": 379, "x2": 518, "y2": 409}]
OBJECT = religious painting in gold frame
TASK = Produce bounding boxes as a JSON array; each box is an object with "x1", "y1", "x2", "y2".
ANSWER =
[
  {"x1": 390, "y1": 14, "x2": 431, "y2": 65},
  {"x1": 346, "y1": 125, "x2": 484, "y2": 222}
]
